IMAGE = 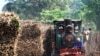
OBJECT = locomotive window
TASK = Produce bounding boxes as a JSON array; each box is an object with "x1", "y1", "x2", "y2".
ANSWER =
[
  {"x1": 75, "y1": 25, "x2": 79, "y2": 33},
  {"x1": 75, "y1": 25, "x2": 79, "y2": 29}
]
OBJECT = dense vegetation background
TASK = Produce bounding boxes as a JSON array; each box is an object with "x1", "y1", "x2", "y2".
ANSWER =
[{"x1": 3, "y1": 0, "x2": 100, "y2": 31}]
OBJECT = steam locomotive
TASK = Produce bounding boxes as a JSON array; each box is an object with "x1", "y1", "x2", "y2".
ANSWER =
[{"x1": 52, "y1": 19, "x2": 85, "y2": 56}]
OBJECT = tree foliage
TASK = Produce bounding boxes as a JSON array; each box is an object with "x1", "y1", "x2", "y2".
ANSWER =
[
  {"x1": 82, "y1": 0, "x2": 100, "y2": 30},
  {"x1": 3, "y1": 0, "x2": 49, "y2": 19},
  {"x1": 40, "y1": 8, "x2": 66, "y2": 23},
  {"x1": 3, "y1": 0, "x2": 100, "y2": 30}
]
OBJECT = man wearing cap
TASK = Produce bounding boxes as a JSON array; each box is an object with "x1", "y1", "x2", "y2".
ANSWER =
[{"x1": 65, "y1": 25, "x2": 73, "y2": 33}]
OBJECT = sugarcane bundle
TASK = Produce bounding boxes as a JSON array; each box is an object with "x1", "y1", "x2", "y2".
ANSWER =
[
  {"x1": 20, "y1": 21, "x2": 41, "y2": 39},
  {"x1": 17, "y1": 21, "x2": 42, "y2": 56},
  {"x1": 0, "y1": 12, "x2": 20, "y2": 56},
  {"x1": 0, "y1": 12, "x2": 19, "y2": 42}
]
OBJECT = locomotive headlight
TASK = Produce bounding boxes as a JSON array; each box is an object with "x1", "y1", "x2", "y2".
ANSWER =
[{"x1": 77, "y1": 37, "x2": 81, "y2": 41}]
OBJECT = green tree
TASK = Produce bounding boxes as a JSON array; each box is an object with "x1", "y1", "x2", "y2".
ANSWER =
[
  {"x1": 3, "y1": 0, "x2": 49, "y2": 19},
  {"x1": 40, "y1": 8, "x2": 66, "y2": 23},
  {"x1": 82, "y1": 0, "x2": 100, "y2": 30},
  {"x1": 3, "y1": 0, "x2": 72, "y2": 19},
  {"x1": 4, "y1": 0, "x2": 97, "y2": 30}
]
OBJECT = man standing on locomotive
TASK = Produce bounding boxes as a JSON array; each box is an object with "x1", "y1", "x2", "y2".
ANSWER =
[
  {"x1": 51, "y1": 25, "x2": 64, "y2": 56},
  {"x1": 52, "y1": 25, "x2": 64, "y2": 48}
]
